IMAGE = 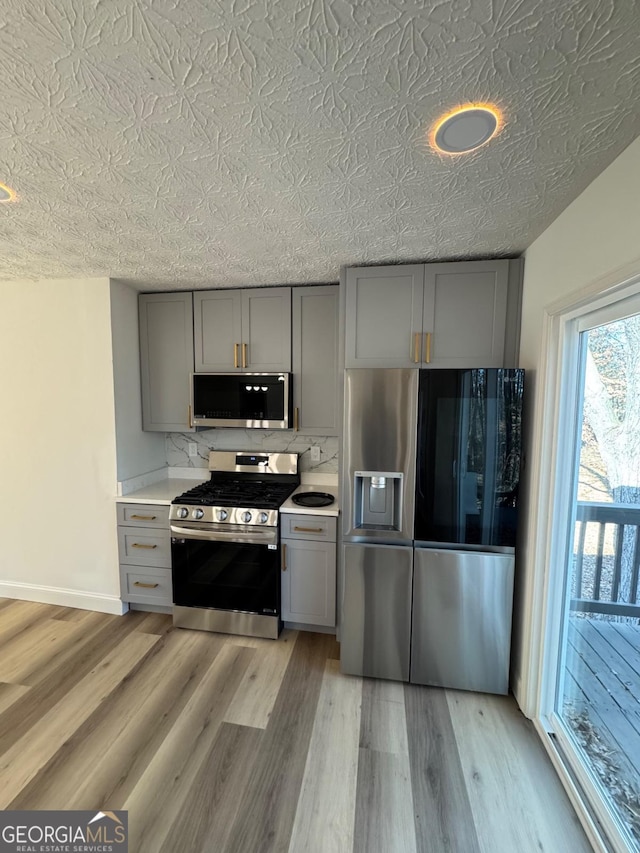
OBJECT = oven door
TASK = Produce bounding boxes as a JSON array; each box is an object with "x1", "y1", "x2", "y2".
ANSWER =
[{"x1": 171, "y1": 523, "x2": 280, "y2": 618}]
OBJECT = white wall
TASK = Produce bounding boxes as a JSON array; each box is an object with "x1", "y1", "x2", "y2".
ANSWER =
[
  {"x1": 110, "y1": 280, "x2": 166, "y2": 482},
  {"x1": 514, "y1": 136, "x2": 640, "y2": 714},
  {"x1": 0, "y1": 278, "x2": 124, "y2": 613}
]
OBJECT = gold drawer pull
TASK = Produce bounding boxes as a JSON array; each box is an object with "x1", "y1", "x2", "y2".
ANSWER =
[
  {"x1": 131, "y1": 543, "x2": 158, "y2": 549},
  {"x1": 242, "y1": 342, "x2": 248, "y2": 368},
  {"x1": 133, "y1": 581, "x2": 159, "y2": 589},
  {"x1": 131, "y1": 514, "x2": 157, "y2": 521},
  {"x1": 234, "y1": 343, "x2": 239, "y2": 368},
  {"x1": 282, "y1": 543, "x2": 287, "y2": 572},
  {"x1": 413, "y1": 332, "x2": 420, "y2": 363},
  {"x1": 293, "y1": 526, "x2": 324, "y2": 533},
  {"x1": 425, "y1": 331, "x2": 432, "y2": 364}
]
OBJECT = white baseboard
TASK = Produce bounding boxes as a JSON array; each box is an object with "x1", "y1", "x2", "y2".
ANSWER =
[{"x1": 0, "y1": 581, "x2": 128, "y2": 615}]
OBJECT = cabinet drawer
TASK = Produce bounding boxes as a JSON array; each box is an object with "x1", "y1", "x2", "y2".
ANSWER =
[
  {"x1": 117, "y1": 526, "x2": 171, "y2": 568},
  {"x1": 117, "y1": 503, "x2": 169, "y2": 529},
  {"x1": 281, "y1": 514, "x2": 336, "y2": 542},
  {"x1": 120, "y1": 566, "x2": 172, "y2": 605}
]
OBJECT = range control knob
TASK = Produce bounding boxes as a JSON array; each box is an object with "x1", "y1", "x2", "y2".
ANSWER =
[
  {"x1": 192, "y1": 508, "x2": 204, "y2": 520},
  {"x1": 177, "y1": 507, "x2": 189, "y2": 519},
  {"x1": 258, "y1": 512, "x2": 269, "y2": 524},
  {"x1": 241, "y1": 511, "x2": 252, "y2": 523},
  {"x1": 216, "y1": 509, "x2": 228, "y2": 522}
]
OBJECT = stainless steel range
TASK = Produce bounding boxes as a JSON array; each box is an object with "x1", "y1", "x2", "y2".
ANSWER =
[{"x1": 170, "y1": 451, "x2": 299, "y2": 639}]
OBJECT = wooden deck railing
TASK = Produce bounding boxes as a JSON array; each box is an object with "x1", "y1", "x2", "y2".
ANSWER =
[{"x1": 572, "y1": 502, "x2": 640, "y2": 617}]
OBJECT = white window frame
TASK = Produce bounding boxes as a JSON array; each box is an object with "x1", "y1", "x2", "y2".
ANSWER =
[{"x1": 526, "y1": 262, "x2": 640, "y2": 853}]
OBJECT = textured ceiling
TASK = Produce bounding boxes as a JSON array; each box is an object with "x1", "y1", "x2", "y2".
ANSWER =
[{"x1": 1, "y1": 0, "x2": 639, "y2": 290}]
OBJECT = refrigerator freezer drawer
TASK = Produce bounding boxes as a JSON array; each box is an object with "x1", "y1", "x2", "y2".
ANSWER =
[
  {"x1": 341, "y1": 542, "x2": 413, "y2": 682},
  {"x1": 411, "y1": 548, "x2": 514, "y2": 694}
]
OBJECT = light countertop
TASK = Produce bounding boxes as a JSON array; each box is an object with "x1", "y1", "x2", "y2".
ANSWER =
[
  {"x1": 280, "y1": 482, "x2": 340, "y2": 517},
  {"x1": 116, "y1": 471, "x2": 340, "y2": 515},
  {"x1": 116, "y1": 477, "x2": 207, "y2": 505}
]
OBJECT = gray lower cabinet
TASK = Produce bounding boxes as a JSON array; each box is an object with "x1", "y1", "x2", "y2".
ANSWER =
[
  {"x1": 281, "y1": 514, "x2": 336, "y2": 627},
  {"x1": 410, "y1": 548, "x2": 514, "y2": 694},
  {"x1": 139, "y1": 292, "x2": 194, "y2": 431},
  {"x1": 340, "y1": 542, "x2": 413, "y2": 681},
  {"x1": 117, "y1": 503, "x2": 172, "y2": 607},
  {"x1": 292, "y1": 285, "x2": 339, "y2": 435},
  {"x1": 194, "y1": 287, "x2": 291, "y2": 372},
  {"x1": 345, "y1": 259, "x2": 520, "y2": 369}
]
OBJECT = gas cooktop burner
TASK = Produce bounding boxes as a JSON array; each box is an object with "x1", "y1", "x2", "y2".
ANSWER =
[
  {"x1": 173, "y1": 479, "x2": 297, "y2": 510},
  {"x1": 170, "y1": 451, "x2": 300, "y2": 529}
]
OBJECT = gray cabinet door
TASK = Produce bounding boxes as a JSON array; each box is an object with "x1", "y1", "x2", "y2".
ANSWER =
[
  {"x1": 194, "y1": 289, "x2": 242, "y2": 371},
  {"x1": 281, "y1": 538, "x2": 336, "y2": 627},
  {"x1": 241, "y1": 287, "x2": 291, "y2": 371},
  {"x1": 411, "y1": 548, "x2": 514, "y2": 694},
  {"x1": 422, "y1": 260, "x2": 509, "y2": 367},
  {"x1": 139, "y1": 292, "x2": 194, "y2": 432},
  {"x1": 345, "y1": 265, "x2": 424, "y2": 368},
  {"x1": 340, "y1": 542, "x2": 413, "y2": 681},
  {"x1": 195, "y1": 287, "x2": 291, "y2": 372},
  {"x1": 292, "y1": 285, "x2": 339, "y2": 435}
]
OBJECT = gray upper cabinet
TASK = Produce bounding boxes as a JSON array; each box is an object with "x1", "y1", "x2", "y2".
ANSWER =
[
  {"x1": 242, "y1": 287, "x2": 292, "y2": 371},
  {"x1": 423, "y1": 260, "x2": 509, "y2": 368},
  {"x1": 139, "y1": 292, "x2": 194, "y2": 432},
  {"x1": 345, "y1": 265, "x2": 424, "y2": 368},
  {"x1": 292, "y1": 285, "x2": 339, "y2": 435},
  {"x1": 193, "y1": 290, "x2": 242, "y2": 372},
  {"x1": 345, "y1": 260, "x2": 516, "y2": 369},
  {"x1": 194, "y1": 287, "x2": 291, "y2": 372}
]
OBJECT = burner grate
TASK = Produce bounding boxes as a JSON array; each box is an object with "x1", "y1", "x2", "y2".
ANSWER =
[{"x1": 173, "y1": 479, "x2": 297, "y2": 509}]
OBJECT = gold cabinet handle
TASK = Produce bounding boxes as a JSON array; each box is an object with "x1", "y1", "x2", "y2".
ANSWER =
[
  {"x1": 425, "y1": 331, "x2": 432, "y2": 364},
  {"x1": 131, "y1": 515, "x2": 157, "y2": 521},
  {"x1": 242, "y1": 342, "x2": 248, "y2": 369},
  {"x1": 234, "y1": 343, "x2": 239, "y2": 368},
  {"x1": 294, "y1": 407, "x2": 299, "y2": 431},
  {"x1": 133, "y1": 581, "x2": 159, "y2": 589},
  {"x1": 293, "y1": 526, "x2": 324, "y2": 533},
  {"x1": 282, "y1": 543, "x2": 287, "y2": 571},
  {"x1": 131, "y1": 543, "x2": 158, "y2": 549},
  {"x1": 413, "y1": 332, "x2": 421, "y2": 363}
]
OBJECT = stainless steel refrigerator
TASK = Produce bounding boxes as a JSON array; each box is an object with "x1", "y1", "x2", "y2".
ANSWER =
[{"x1": 340, "y1": 367, "x2": 524, "y2": 694}]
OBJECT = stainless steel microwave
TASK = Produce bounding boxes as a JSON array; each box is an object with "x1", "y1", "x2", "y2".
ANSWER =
[{"x1": 191, "y1": 373, "x2": 292, "y2": 429}]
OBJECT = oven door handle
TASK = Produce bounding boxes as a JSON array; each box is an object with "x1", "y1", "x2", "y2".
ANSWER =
[{"x1": 170, "y1": 524, "x2": 278, "y2": 547}]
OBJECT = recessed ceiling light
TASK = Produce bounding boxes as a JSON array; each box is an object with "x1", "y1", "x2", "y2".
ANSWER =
[
  {"x1": 0, "y1": 182, "x2": 18, "y2": 203},
  {"x1": 430, "y1": 104, "x2": 502, "y2": 155}
]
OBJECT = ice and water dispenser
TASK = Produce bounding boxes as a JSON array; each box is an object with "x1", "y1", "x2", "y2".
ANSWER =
[{"x1": 353, "y1": 471, "x2": 403, "y2": 531}]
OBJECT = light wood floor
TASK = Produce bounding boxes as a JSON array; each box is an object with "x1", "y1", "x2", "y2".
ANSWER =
[{"x1": 0, "y1": 599, "x2": 591, "y2": 853}]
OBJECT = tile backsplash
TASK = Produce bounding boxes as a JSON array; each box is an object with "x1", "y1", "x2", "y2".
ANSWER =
[{"x1": 166, "y1": 430, "x2": 339, "y2": 473}]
